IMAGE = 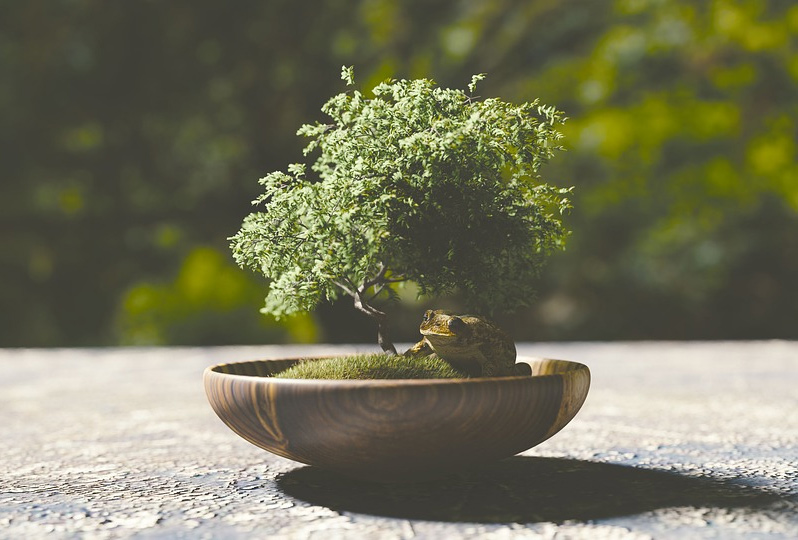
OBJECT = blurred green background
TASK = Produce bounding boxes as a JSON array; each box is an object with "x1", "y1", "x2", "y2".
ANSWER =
[{"x1": 2, "y1": 0, "x2": 797, "y2": 347}]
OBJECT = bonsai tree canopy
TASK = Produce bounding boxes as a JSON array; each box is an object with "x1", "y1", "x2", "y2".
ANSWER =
[{"x1": 231, "y1": 67, "x2": 572, "y2": 353}]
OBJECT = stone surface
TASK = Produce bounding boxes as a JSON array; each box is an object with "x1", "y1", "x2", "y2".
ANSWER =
[{"x1": 1, "y1": 342, "x2": 796, "y2": 539}]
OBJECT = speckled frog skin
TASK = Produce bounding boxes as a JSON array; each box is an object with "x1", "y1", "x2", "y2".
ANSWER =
[{"x1": 406, "y1": 310, "x2": 532, "y2": 377}]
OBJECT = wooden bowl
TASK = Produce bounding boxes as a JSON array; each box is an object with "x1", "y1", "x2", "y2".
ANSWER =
[{"x1": 204, "y1": 357, "x2": 590, "y2": 482}]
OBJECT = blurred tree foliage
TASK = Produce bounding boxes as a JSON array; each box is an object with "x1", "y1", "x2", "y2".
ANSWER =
[{"x1": 1, "y1": 0, "x2": 796, "y2": 346}]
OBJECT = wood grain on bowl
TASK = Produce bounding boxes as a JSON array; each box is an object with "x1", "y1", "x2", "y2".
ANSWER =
[{"x1": 204, "y1": 357, "x2": 590, "y2": 482}]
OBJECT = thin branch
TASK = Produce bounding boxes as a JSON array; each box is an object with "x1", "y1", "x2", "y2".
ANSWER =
[
  {"x1": 354, "y1": 293, "x2": 382, "y2": 316},
  {"x1": 332, "y1": 280, "x2": 356, "y2": 298},
  {"x1": 367, "y1": 283, "x2": 388, "y2": 303},
  {"x1": 359, "y1": 263, "x2": 388, "y2": 294},
  {"x1": 366, "y1": 275, "x2": 408, "y2": 302}
]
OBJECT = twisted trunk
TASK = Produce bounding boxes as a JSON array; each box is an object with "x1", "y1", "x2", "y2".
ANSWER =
[
  {"x1": 353, "y1": 293, "x2": 396, "y2": 355},
  {"x1": 334, "y1": 265, "x2": 401, "y2": 355}
]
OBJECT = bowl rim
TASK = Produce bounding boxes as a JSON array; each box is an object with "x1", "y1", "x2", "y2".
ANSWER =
[{"x1": 203, "y1": 355, "x2": 589, "y2": 388}]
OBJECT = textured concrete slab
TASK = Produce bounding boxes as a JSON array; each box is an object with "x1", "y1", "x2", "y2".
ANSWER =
[{"x1": 1, "y1": 342, "x2": 796, "y2": 538}]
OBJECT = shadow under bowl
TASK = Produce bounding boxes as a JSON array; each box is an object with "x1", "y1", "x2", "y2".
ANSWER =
[{"x1": 203, "y1": 357, "x2": 590, "y2": 482}]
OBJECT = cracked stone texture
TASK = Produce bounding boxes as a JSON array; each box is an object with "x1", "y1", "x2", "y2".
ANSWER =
[{"x1": 1, "y1": 342, "x2": 796, "y2": 539}]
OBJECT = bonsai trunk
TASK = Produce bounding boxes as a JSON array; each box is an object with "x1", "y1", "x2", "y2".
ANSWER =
[
  {"x1": 335, "y1": 266, "x2": 401, "y2": 355},
  {"x1": 374, "y1": 314, "x2": 396, "y2": 355},
  {"x1": 353, "y1": 296, "x2": 397, "y2": 355}
]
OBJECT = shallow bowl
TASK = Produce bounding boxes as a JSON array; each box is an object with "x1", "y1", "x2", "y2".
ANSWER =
[{"x1": 204, "y1": 356, "x2": 590, "y2": 482}]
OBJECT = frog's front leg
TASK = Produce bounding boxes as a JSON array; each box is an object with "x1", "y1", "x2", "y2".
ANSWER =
[{"x1": 404, "y1": 339, "x2": 434, "y2": 357}]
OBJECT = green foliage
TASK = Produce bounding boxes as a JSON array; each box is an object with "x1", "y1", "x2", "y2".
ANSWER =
[
  {"x1": 231, "y1": 68, "x2": 571, "y2": 347},
  {"x1": 274, "y1": 353, "x2": 465, "y2": 380}
]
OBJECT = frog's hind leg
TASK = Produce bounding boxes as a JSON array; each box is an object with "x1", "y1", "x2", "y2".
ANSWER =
[
  {"x1": 512, "y1": 362, "x2": 532, "y2": 376},
  {"x1": 480, "y1": 360, "x2": 499, "y2": 377}
]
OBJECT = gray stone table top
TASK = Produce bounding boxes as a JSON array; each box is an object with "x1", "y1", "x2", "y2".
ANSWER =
[{"x1": 1, "y1": 342, "x2": 797, "y2": 539}]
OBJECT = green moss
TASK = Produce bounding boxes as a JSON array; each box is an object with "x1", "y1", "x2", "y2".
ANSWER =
[{"x1": 273, "y1": 353, "x2": 467, "y2": 380}]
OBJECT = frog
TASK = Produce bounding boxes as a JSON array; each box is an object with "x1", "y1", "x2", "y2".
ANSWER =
[{"x1": 405, "y1": 310, "x2": 532, "y2": 377}]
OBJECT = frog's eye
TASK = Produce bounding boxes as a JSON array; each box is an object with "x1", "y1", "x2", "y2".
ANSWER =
[
  {"x1": 423, "y1": 310, "x2": 433, "y2": 322},
  {"x1": 448, "y1": 317, "x2": 466, "y2": 333}
]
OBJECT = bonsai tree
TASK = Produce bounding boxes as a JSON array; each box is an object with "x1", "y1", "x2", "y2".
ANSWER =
[{"x1": 231, "y1": 66, "x2": 571, "y2": 354}]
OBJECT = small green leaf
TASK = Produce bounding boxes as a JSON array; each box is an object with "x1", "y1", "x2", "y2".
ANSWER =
[
  {"x1": 341, "y1": 65, "x2": 355, "y2": 86},
  {"x1": 468, "y1": 73, "x2": 486, "y2": 94}
]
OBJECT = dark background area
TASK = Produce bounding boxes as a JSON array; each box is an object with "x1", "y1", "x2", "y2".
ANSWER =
[{"x1": 2, "y1": 0, "x2": 797, "y2": 347}]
